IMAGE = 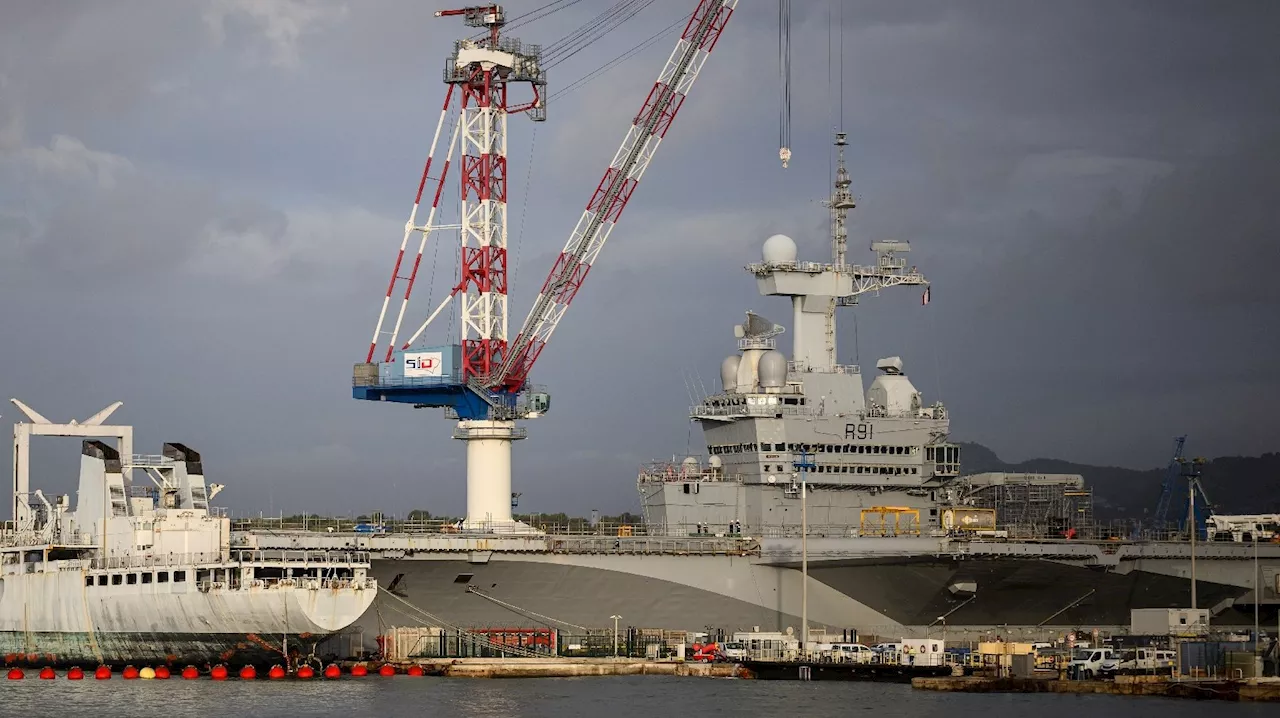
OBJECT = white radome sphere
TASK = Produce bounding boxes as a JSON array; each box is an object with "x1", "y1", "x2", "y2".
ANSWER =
[
  {"x1": 758, "y1": 350, "x2": 787, "y2": 388},
  {"x1": 762, "y1": 234, "x2": 797, "y2": 264}
]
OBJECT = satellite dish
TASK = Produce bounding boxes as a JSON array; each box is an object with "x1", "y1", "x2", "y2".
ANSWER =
[{"x1": 785, "y1": 626, "x2": 794, "y2": 636}]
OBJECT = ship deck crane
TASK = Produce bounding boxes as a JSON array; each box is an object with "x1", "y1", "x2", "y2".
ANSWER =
[
  {"x1": 1153, "y1": 435, "x2": 1187, "y2": 525},
  {"x1": 353, "y1": 1, "x2": 738, "y2": 532}
]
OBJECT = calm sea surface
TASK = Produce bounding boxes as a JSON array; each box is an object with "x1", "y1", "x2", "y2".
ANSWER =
[{"x1": 1, "y1": 675, "x2": 1274, "y2": 718}]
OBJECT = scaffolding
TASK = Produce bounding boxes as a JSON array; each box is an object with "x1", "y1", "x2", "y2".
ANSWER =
[{"x1": 958, "y1": 473, "x2": 1094, "y2": 538}]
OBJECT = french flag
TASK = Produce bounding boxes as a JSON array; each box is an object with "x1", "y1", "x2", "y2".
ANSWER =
[{"x1": 921, "y1": 286, "x2": 931, "y2": 306}]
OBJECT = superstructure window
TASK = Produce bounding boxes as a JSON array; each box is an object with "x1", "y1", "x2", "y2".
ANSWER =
[
  {"x1": 127, "y1": 573, "x2": 138, "y2": 585},
  {"x1": 97, "y1": 575, "x2": 107, "y2": 586},
  {"x1": 158, "y1": 571, "x2": 169, "y2": 583},
  {"x1": 141, "y1": 573, "x2": 153, "y2": 584},
  {"x1": 111, "y1": 574, "x2": 122, "y2": 586},
  {"x1": 173, "y1": 571, "x2": 186, "y2": 583}
]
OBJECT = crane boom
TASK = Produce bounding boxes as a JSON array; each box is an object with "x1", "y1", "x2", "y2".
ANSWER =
[{"x1": 493, "y1": 0, "x2": 738, "y2": 392}]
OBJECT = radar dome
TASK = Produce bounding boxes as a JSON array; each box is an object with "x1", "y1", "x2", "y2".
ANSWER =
[
  {"x1": 720, "y1": 355, "x2": 741, "y2": 392},
  {"x1": 708, "y1": 455, "x2": 723, "y2": 469},
  {"x1": 681, "y1": 456, "x2": 699, "y2": 472},
  {"x1": 758, "y1": 350, "x2": 787, "y2": 388},
  {"x1": 762, "y1": 234, "x2": 797, "y2": 264}
]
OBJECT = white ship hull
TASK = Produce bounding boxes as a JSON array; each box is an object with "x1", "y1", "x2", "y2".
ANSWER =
[{"x1": 0, "y1": 565, "x2": 375, "y2": 667}]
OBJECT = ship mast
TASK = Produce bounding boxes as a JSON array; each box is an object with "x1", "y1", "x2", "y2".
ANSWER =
[
  {"x1": 748, "y1": 134, "x2": 928, "y2": 373},
  {"x1": 821, "y1": 132, "x2": 857, "y2": 364}
]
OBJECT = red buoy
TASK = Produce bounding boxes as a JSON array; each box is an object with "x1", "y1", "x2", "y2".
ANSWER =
[
  {"x1": 122, "y1": 665, "x2": 140, "y2": 680},
  {"x1": 7, "y1": 668, "x2": 24, "y2": 680},
  {"x1": 296, "y1": 665, "x2": 315, "y2": 679},
  {"x1": 268, "y1": 665, "x2": 286, "y2": 680},
  {"x1": 239, "y1": 665, "x2": 256, "y2": 680},
  {"x1": 406, "y1": 664, "x2": 425, "y2": 677},
  {"x1": 378, "y1": 663, "x2": 396, "y2": 677},
  {"x1": 94, "y1": 666, "x2": 112, "y2": 680},
  {"x1": 66, "y1": 667, "x2": 85, "y2": 680},
  {"x1": 350, "y1": 664, "x2": 368, "y2": 677},
  {"x1": 38, "y1": 667, "x2": 56, "y2": 680},
  {"x1": 154, "y1": 666, "x2": 171, "y2": 679},
  {"x1": 210, "y1": 664, "x2": 228, "y2": 681},
  {"x1": 180, "y1": 666, "x2": 199, "y2": 680},
  {"x1": 323, "y1": 664, "x2": 341, "y2": 679}
]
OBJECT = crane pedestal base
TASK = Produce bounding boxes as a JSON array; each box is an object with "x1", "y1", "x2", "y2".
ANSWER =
[{"x1": 453, "y1": 420, "x2": 538, "y2": 535}]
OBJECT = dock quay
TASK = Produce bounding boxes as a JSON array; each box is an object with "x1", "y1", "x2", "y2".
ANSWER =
[
  {"x1": 912, "y1": 675, "x2": 1280, "y2": 702},
  {"x1": 356, "y1": 657, "x2": 741, "y2": 679}
]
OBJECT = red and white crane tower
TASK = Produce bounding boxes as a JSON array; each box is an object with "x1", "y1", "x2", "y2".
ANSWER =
[{"x1": 355, "y1": 1, "x2": 737, "y2": 532}]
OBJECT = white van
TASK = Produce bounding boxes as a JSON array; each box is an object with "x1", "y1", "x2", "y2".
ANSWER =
[{"x1": 1068, "y1": 647, "x2": 1118, "y2": 679}]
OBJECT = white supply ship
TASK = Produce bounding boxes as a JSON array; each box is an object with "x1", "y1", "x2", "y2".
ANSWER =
[{"x1": 1, "y1": 400, "x2": 376, "y2": 668}]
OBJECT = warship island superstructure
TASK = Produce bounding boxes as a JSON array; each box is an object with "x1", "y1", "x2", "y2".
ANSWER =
[
  {"x1": 243, "y1": 133, "x2": 1280, "y2": 645},
  {"x1": 2, "y1": 400, "x2": 376, "y2": 667}
]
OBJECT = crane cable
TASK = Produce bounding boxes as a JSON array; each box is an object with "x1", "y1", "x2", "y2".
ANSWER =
[
  {"x1": 779, "y1": 0, "x2": 792, "y2": 168},
  {"x1": 542, "y1": 0, "x2": 658, "y2": 69},
  {"x1": 550, "y1": 10, "x2": 693, "y2": 102}
]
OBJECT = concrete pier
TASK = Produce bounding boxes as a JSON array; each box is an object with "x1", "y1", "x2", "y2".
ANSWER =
[
  {"x1": 912, "y1": 676, "x2": 1280, "y2": 702},
  {"x1": 370, "y1": 658, "x2": 742, "y2": 679}
]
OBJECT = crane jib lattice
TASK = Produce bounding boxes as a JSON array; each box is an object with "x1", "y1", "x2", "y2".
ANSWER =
[{"x1": 494, "y1": 0, "x2": 737, "y2": 393}]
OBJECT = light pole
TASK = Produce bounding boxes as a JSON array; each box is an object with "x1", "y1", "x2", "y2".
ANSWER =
[
  {"x1": 937, "y1": 616, "x2": 946, "y2": 646},
  {"x1": 611, "y1": 615, "x2": 622, "y2": 658},
  {"x1": 1255, "y1": 530, "x2": 1261, "y2": 660},
  {"x1": 794, "y1": 450, "x2": 815, "y2": 659}
]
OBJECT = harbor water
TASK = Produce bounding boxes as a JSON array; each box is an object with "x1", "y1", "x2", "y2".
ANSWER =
[{"x1": 2, "y1": 676, "x2": 1276, "y2": 717}]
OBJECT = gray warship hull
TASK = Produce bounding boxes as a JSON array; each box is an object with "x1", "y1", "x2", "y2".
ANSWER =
[{"x1": 295, "y1": 531, "x2": 1279, "y2": 640}]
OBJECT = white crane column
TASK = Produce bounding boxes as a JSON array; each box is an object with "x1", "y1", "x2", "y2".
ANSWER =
[{"x1": 455, "y1": 420, "x2": 529, "y2": 532}]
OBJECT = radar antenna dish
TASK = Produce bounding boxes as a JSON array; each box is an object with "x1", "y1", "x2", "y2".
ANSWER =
[{"x1": 739, "y1": 311, "x2": 785, "y2": 340}]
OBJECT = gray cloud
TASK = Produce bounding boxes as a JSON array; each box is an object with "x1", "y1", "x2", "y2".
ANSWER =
[{"x1": 1, "y1": 1, "x2": 1277, "y2": 518}]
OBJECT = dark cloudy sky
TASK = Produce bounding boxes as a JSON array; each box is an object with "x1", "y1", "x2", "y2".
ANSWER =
[{"x1": 2, "y1": 1, "x2": 1276, "y2": 518}]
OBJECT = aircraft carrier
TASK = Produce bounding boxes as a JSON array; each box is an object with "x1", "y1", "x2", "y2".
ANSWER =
[{"x1": 239, "y1": 134, "x2": 1280, "y2": 644}]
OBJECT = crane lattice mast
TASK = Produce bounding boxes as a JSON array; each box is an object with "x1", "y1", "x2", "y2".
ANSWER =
[{"x1": 353, "y1": 0, "x2": 736, "y2": 532}]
